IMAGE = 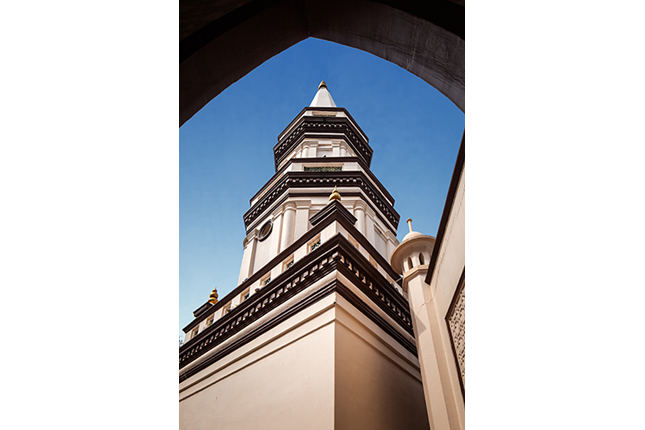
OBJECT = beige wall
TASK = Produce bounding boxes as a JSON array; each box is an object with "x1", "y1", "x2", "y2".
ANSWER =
[
  {"x1": 404, "y1": 165, "x2": 465, "y2": 430},
  {"x1": 335, "y1": 308, "x2": 430, "y2": 430},
  {"x1": 180, "y1": 293, "x2": 336, "y2": 430},
  {"x1": 180, "y1": 278, "x2": 430, "y2": 430}
]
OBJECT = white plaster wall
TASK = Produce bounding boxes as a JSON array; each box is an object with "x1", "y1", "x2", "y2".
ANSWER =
[
  {"x1": 293, "y1": 201, "x2": 311, "y2": 242},
  {"x1": 252, "y1": 220, "x2": 276, "y2": 274},
  {"x1": 180, "y1": 282, "x2": 428, "y2": 430},
  {"x1": 429, "y1": 166, "x2": 465, "y2": 320},
  {"x1": 180, "y1": 303, "x2": 336, "y2": 430},
  {"x1": 402, "y1": 166, "x2": 466, "y2": 430},
  {"x1": 334, "y1": 302, "x2": 430, "y2": 430}
]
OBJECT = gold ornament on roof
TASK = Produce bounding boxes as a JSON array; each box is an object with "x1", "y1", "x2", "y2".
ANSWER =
[
  {"x1": 318, "y1": 80, "x2": 327, "y2": 90},
  {"x1": 328, "y1": 185, "x2": 341, "y2": 202},
  {"x1": 208, "y1": 287, "x2": 219, "y2": 305}
]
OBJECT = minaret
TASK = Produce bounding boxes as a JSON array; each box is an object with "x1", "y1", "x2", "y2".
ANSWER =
[
  {"x1": 390, "y1": 220, "x2": 464, "y2": 430},
  {"x1": 179, "y1": 83, "x2": 430, "y2": 430},
  {"x1": 237, "y1": 80, "x2": 400, "y2": 285}
]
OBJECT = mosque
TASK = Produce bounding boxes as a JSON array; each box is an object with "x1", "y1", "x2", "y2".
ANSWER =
[{"x1": 179, "y1": 82, "x2": 465, "y2": 430}]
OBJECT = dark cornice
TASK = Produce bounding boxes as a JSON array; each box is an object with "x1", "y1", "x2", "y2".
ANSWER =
[
  {"x1": 192, "y1": 302, "x2": 213, "y2": 319},
  {"x1": 179, "y1": 233, "x2": 413, "y2": 377},
  {"x1": 249, "y1": 156, "x2": 395, "y2": 206},
  {"x1": 309, "y1": 200, "x2": 357, "y2": 227},
  {"x1": 425, "y1": 132, "x2": 464, "y2": 286},
  {"x1": 243, "y1": 170, "x2": 400, "y2": 233},
  {"x1": 276, "y1": 106, "x2": 369, "y2": 147},
  {"x1": 273, "y1": 114, "x2": 373, "y2": 170},
  {"x1": 184, "y1": 201, "x2": 400, "y2": 333},
  {"x1": 179, "y1": 278, "x2": 417, "y2": 383}
]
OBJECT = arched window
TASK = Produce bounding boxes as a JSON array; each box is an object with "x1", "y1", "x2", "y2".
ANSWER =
[
  {"x1": 419, "y1": 253, "x2": 425, "y2": 265},
  {"x1": 407, "y1": 257, "x2": 413, "y2": 271}
]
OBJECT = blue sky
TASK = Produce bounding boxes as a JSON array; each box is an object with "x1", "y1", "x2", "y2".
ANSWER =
[{"x1": 179, "y1": 38, "x2": 464, "y2": 337}]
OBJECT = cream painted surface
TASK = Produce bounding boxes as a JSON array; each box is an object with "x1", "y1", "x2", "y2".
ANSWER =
[
  {"x1": 280, "y1": 202, "x2": 296, "y2": 252},
  {"x1": 251, "y1": 221, "x2": 275, "y2": 274},
  {"x1": 388, "y1": 166, "x2": 466, "y2": 430},
  {"x1": 180, "y1": 313, "x2": 335, "y2": 430},
  {"x1": 335, "y1": 295, "x2": 418, "y2": 373},
  {"x1": 237, "y1": 230, "x2": 258, "y2": 285},
  {"x1": 293, "y1": 200, "x2": 311, "y2": 241},
  {"x1": 423, "y1": 166, "x2": 465, "y2": 430},
  {"x1": 335, "y1": 307, "x2": 430, "y2": 430},
  {"x1": 180, "y1": 285, "x2": 429, "y2": 430},
  {"x1": 406, "y1": 267, "x2": 462, "y2": 430},
  {"x1": 365, "y1": 212, "x2": 376, "y2": 245},
  {"x1": 335, "y1": 271, "x2": 415, "y2": 348},
  {"x1": 428, "y1": 166, "x2": 465, "y2": 316},
  {"x1": 233, "y1": 204, "x2": 399, "y2": 326},
  {"x1": 181, "y1": 273, "x2": 339, "y2": 387},
  {"x1": 269, "y1": 211, "x2": 283, "y2": 257}
]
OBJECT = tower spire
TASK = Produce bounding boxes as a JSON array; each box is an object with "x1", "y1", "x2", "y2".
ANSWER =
[{"x1": 310, "y1": 80, "x2": 336, "y2": 107}]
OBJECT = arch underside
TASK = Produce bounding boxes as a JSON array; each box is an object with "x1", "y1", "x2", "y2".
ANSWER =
[{"x1": 180, "y1": 0, "x2": 465, "y2": 126}]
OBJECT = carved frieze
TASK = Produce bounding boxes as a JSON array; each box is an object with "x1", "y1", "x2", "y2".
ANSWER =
[
  {"x1": 243, "y1": 171, "x2": 400, "y2": 233},
  {"x1": 179, "y1": 234, "x2": 412, "y2": 379},
  {"x1": 447, "y1": 277, "x2": 465, "y2": 391},
  {"x1": 273, "y1": 116, "x2": 373, "y2": 169}
]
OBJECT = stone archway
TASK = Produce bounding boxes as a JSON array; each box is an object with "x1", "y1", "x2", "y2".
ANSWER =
[{"x1": 180, "y1": 0, "x2": 464, "y2": 126}]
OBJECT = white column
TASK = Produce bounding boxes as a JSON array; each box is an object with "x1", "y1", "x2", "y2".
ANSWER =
[
  {"x1": 280, "y1": 202, "x2": 296, "y2": 251},
  {"x1": 353, "y1": 201, "x2": 366, "y2": 236},
  {"x1": 340, "y1": 143, "x2": 348, "y2": 156},
  {"x1": 385, "y1": 231, "x2": 398, "y2": 261},
  {"x1": 309, "y1": 142, "x2": 318, "y2": 158},
  {"x1": 238, "y1": 230, "x2": 259, "y2": 284},
  {"x1": 332, "y1": 142, "x2": 341, "y2": 156},
  {"x1": 302, "y1": 143, "x2": 309, "y2": 158},
  {"x1": 269, "y1": 212, "x2": 283, "y2": 257},
  {"x1": 366, "y1": 212, "x2": 375, "y2": 244},
  {"x1": 293, "y1": 201, "x2": 311, "y2": 242}
]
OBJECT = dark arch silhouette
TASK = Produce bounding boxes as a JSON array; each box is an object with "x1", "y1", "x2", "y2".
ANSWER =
[{"x1": 180, "y1": 0, "x2": 464, "y2": 126}]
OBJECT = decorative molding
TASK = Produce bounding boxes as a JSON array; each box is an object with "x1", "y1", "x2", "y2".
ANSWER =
[
  {"x1": 446, "y1": 268, "x2": 465, "y2": 397},
  {"x1": 243, "y1": 171, "x2": 400, "y2": 233},
  {"x1": 304, "y1": 166, "x2": 342, "y2": 172},
  {"x1": 249, "y1": 157, "x2": 395, "y2": 206},
  {"x1": 273, "y1": 115, "x2": 373, "y2": 170},
  {"x1": 309, "y1": 200, "x2": 357, "y2": 227},
  {"x1": 277, "y1": 107, "x2": 370, "y2": 147},
  {"x1": 179, "y1": 278, "x2": 417, "y2": 383},
  {"x1": 179, "y1": 234, "x2": 414, "y2": 378},
  {"x1": 425, "y1": 132, "x2": 464, "y2": 286},
  {"x1": 192, "y1": 302, "x2": 213, "y2": 319},
  {"x1": 184, "y1": 196, "x2": 401, "y2": 334}
]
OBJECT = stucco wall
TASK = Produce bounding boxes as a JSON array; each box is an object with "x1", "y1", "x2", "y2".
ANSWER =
[
  {"x1": 335, "y1": 308, "x2": 430, "y2": 430},
  {"x1": 179, "y1": 297, "x2": 336, "y2": 430}
]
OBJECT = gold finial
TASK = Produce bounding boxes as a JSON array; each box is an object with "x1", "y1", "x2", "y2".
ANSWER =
[
  {"x1": 328, "y1": 185, "x2": 341, "y2": 202},
  {"x1": 318, "y1": 80, "x2": 327, "y2": 90},
  {"x1": 406, "y1": 218, "x2": 413, "y2": 233},
  {"x1": 208, "y1": 287, "x2": 219, "y2": 305}
]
